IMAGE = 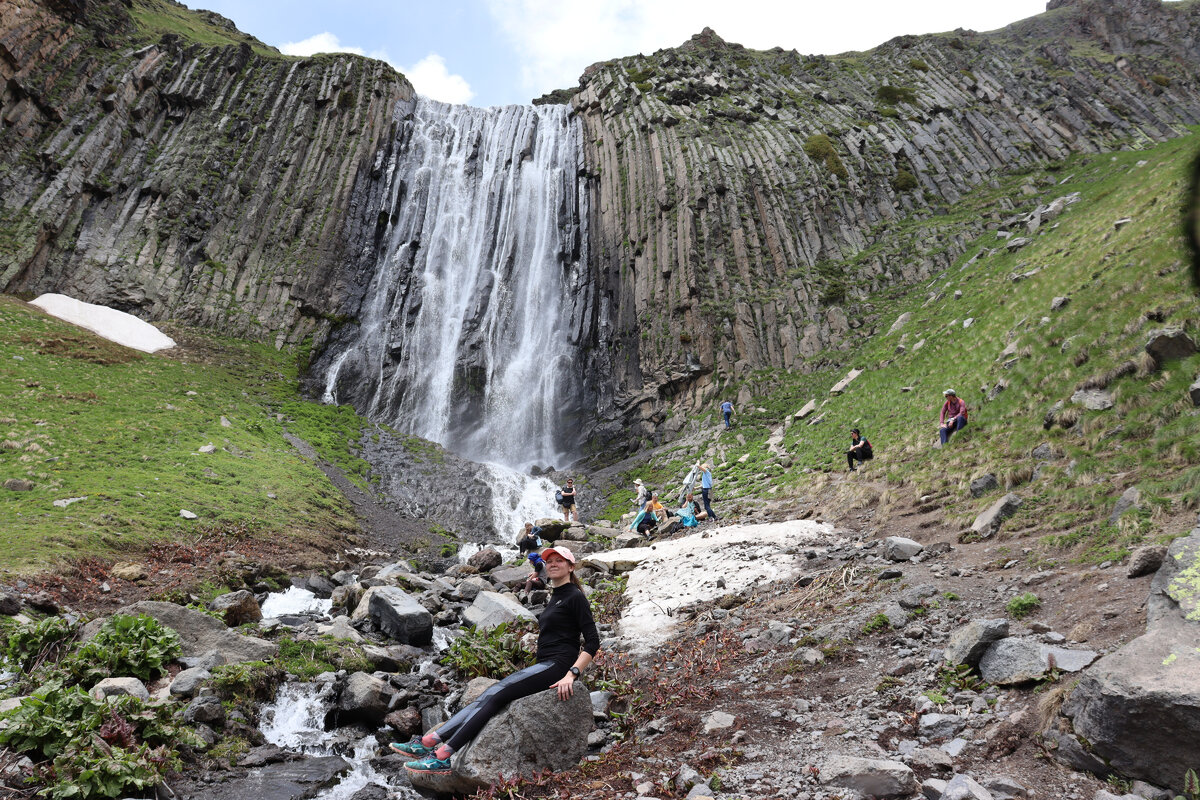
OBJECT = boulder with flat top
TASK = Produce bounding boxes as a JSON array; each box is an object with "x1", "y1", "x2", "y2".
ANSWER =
[{"x1": 405, "y1": 684, "x2": 593, "y2": 795}]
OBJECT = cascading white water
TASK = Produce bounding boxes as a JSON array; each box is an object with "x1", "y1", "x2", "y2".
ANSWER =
[{"x1": 320, "y1": 99, "x2": 587, "y2": 474}]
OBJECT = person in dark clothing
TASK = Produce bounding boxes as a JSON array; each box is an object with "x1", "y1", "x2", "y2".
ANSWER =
[
  {"x1": 516, "y1": 522, "x2": 542, "y2": 554},
  {"x1": 393, "y1": 545, "x2": 599, "y2": 773},
  {"x1": 560, "y1": 478, "x2": 577, "y2": 522},
  {"x1": 846, "y1": 428, "x2": 873, "y2": 471},
  {"x1": 523, "y1": 550, "x2": 548, "y2": 592}
]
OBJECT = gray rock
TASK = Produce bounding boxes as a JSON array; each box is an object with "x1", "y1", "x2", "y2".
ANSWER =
[
  {"x1": 169, "y1": 667, "x2": 211, "y2": 698},
  {"x1": 1005, "y1": 237, "x2": 1032, "y2": 251},
  {"x1": 819, "y1": 755, "x2": 918, "y2": 797},
  {"x1": 919, "y1": 713, "x2": 966, "y2": 740},
  {"x1": 911, "y1": 747, "x2": 953, "y2": 771},
  {"x1": 924, "y1": 778, "x2": 950, "y2": 800},
  {"x1": 330, "y1": 583, "x2": 362, "y2": 613},
  {"x1": 406, "y1": 686, "x2": 592, "y2": 795},
  {"x1": 1189, "y1": 376, "x2": 1200, "y2": 407},
  {"x1": 208, "y1": 590, "x2": 262, "y2": 627},
  {"x1": 1145, "y1": 328, "x2": 1197, "y2": 365},
  {"x1": 0, "y1": 593, "x2": 20, "y2": 615},
  {"x1": 969, "y1": 474, "x2": 999, "y2": 498},
  {"x1": 467, "y1": 547, "x2": 503, "y2": 571},
  {"x1": 970, "y1": 493, "x2": 1022, "y2": 539},
  {"x1": 899, "y1": 584, "x2": 938, "y2": 610},
  {"x1": 489, "y1": 564, "x2": 535, "y2": 588},
  {"x1": 1062, "y1": 530, "x2": 1200, "y2": 793},
  {"x1": 183, "y1": 695, "x2": 225, "y2": 726},
  {"x1": 888, "y1": 313, "x2": 912, "y2": 335},
  {"x1": 363, "y1": 586, "x2": 433, "y2": 645},
  {"x1": 460, "y1": 677, "x2": 499, "y2": 709},
  {"x1": 457, "y1": 576, "x2": 492, "y2": 601},
  {"x1": 3, "y1": 479, "x2": 34, "y2": 491},
  {"x1": 182, "y1": 755, "x2": 349, "y2": 800},
  {"x1": 1051, "y1": 296, "x2": 1070, "y2": 311},
  {"x1": 89, "y1": 677, "x2": 149, "y2": 701},
  {"x1": 119, "y1": 601, "x2": 277, "y2": 663},
  {"x1": 1030, "y1": 442, "x2": 1057, "y2": 461},
  {"x1": 337, "y1": 672, "x2": 392, "y2": 725},
  {"x1": 883, "y1": 537, "x2": 924, "y2": 562},
  {"x1": 463, "y1": 591, "x2": 535, "y2": 631},
  {"x1": 944, "y1": 619, "x2": 1009, "y2": 668},
  {"x1": 942, "y1": 774, "x2": 996, "y2": 800},
  {"x1": 1093, "y1": 792, "x2": 1142, "y2": 800},
  {"x1": 979, "y1": 637, "x2": 1097, "y2": 684},
  {"x1": 348, "y1": 785, "x2": 390, "y2": 800},
  {"x1": 1043, "y1": 728, "x2": 1109, "y2": 775},
  {"x1": 702, "y1": 710, "x2": 735, "y2": 732},
  {"x1": 1071, "y1": 388, "x2": 1114, "y2": 410},
  {"x1": 1128, "y1": 780, "x2": 1171, "y2": 800},
  {"x1": 983, "y1": 775, "x2": 1028, "y2": 800},
  {"x1": 1126, "y1": 545, "x2": 1167, "y2": 578},
  {"x1": 1109, "y1": 486, "x2": 1141, "y2": 524}
]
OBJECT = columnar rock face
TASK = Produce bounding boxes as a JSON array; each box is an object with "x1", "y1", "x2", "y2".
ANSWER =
[
  {"x1": 566, "y1": 0, "x2": 1200, "y2": 441},
  {"x1": 0, "y1": 0, "x2": 413, "y2": 346}
]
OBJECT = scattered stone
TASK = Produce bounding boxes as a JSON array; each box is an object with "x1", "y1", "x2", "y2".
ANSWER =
[
  {"x1": 338, "y1": 672, "x2": 392, "y2": 724},
  {"x1": 1145, "y1": 328, "x2": 1197, "y2": 365},
  {"x1": 90, "y1": 677, "x2": 149, "y2": 701},
  {"x1": 1030, "y1": 442, "x2": 1056, "y2": 461},
  {"x1": 1005, "y1": 237, "x2": 1032, "y2": 252},
  {"x1": 830, "y1": 368, "x2": 864, "y2": 395},
  {"x1": 198, "y1": 444, "x2": 216, "y2": 454},
  {"x1": 52, "y1": 496, "x2": 86, "y2": 507},
  {"x1": 1071, "y1": 388, "x2": 1114, "y2": 410},
  {"x1": 941, "y1": 774, "x2": 996, "y2": 799},
  {"x1": 463, "y1": 591, "x2": 536, "y2": 631},
  {"x1": 467, "y1": 547, "x2": 503, "y2": 571},
  {"x1": 969, "y1": 494, "x2": 1022, "y2": 539},
  {"x1": 183, "y1": 755, "x2": 348, "y2": 800},
  {"x1": 888, "y1": 313, "x2": 912, "y2": 334},
  {"x1": 969, "y1": 474, "x2": 998, "y2": 498},
  {"x1": 702, "y1": 710, "x2": 735, "y2": 732},
  {"x1": 110, "y1": 562, "x2": 148, "y2": 581},
  {"x1": 208, "y1": 590, "x2": 262, "y2": 627},
  {"x1": 182, "y1": 695, "x2": 225, "y2": 726},
  {"x1": 819, "y1": 755, "x2": 918, "y2": 797},
  {"x1": 795, "y1": 400, "x2": 817, "y2": 419},
  {"x1": 169, "y1": 667, "x2": 211, "y2": 698},
  {"x1": 944, "y1": 619, "x2": 1009, "y2": 668},
  {"x1": 1126, "y1": 545, "x2": 1167, "y2": 578},
  {"x1": 983, "y1": 775, "x2": 1028, "y2": 800},
  {"x1": 978, "y1": 637, "x2": 1098, "y2": 684},
  {"x1": 0, "y1": 593, "x2": 20, "y2": 615},
  {"x1": 179, "y1": 509, "x2": 198, "y2": 519},
  {"x1": 1109, "y1": 486, "x2": 1141, "y2": 524},
  {"x1": 882, "y1": 537, "x2": 924, "y2": 562},
  {"x1": 919, "y1": 713, "x2": 966, "y2": 740},
  {"x1": 1051, "y1": 296, "x2": 1070, "y2": 310},
  {"x1": 1114, "y1": 218, "x2": 1133, "y2": 230},
  {"x1": 1189, "y1": 376, "x2": 1200, "y2": 407},
  {"x1": 3, "y1": 479, "x2": 34, "y2": 491},
  {"x1": 361, "y1": 586, "x2": 434, "y2": 645}
]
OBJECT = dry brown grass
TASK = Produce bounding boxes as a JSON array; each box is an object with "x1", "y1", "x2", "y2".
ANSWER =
[
  {"x1": 1004, "y1": 464, "x2": 1036, "y2": 490},
  {"x1": 1135, "y1": 350, "x2": 1158, "y2": 377}
]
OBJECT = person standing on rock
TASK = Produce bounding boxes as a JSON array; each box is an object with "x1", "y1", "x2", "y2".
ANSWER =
[
  {"x1": 938, "y1": 389, "x2": 969, "y2": 445},
  {"x1": 559, "y1": 478, "x2": 578, "y2": 523},
  {"x1": 720, "y1": 399, "x2": 734, "y2": 429},
  {"x1": 392, "y1": 545, "x2": 599, "y2": 774},
  {"x1": 633, "y1": 478, "x2": 649, "y2": 509},
  {"x1": 846, "y1": 428, "x2": 873, "y2": 471},
  {"x1": 699, "y1": 463, "x2": 719, "y2": 522}
]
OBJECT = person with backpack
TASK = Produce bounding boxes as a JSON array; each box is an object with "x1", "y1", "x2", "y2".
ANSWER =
[
  {"x1": 632, "y1": 478, "x2": 649, "y2": 509},
  {"x1": 699, "y1": 463, "x2": 718, "y2": 522},
  {"x1": 559, "y1": 478, "x2": 577, "y2": 522},
  {"x1": 516, "y1": 522, "x2": 542, "y2": 554},
  {"x1": 846, "y1": 428, "x2": 873, "y2": 471},
  {"x1": 720, "y1": 399, "x2": 735, "y2": 429}
]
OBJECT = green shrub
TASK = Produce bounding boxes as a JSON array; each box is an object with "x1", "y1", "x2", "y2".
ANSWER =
[
  {"x1": 3, "y1": 616, "x2": 77, "y2": 674},
  {"x1": 803, "y1": 134, "x2": 849, "y2": 180},
  {"x1": 1151, "y1": 74, "x2": 1171, "y2": 87},
  {"x1": 67, "y1": 614, "x2": 181, "y2": 683},
  {"x1": 861, "y1": 613, "x2": 890, "y2": 634},
  {"x1": 876, "y1": 85, "x2": 916, "y2": 105},
  {"x1": 908, "y1": 58, "x2": 929, "y2": 71},
  {"x1": 891, "y1": 169, "x2": 919, "y2": 192},
  {"x1": 1006, "y1": 592, "x2": 1042, "y2": 619},
  {"x1": 441, "y1": 621, "x2": 535, "y2": 678}
]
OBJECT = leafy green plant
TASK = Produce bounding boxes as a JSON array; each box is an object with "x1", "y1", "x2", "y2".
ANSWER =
[
  {"x1": 936, "y1": 662, "x2": 989, "y2": 694},
  {"x1": 441, "y1": 621, "x2": 535, "y2": 679},
  {"x1": 67, "y1": 614, "x2": 181, "y2": 683},
  {"x1": 876, "y1": 84, "x2": 916, "y2": 104},
  {"x1": 803, "y1": 134, "x2": 849, "y2": 180},
  {"x1": 1006, "y1": 592, "x2": 1042, "y2": 619},
  {"x1": 3, "y1": 616, "x2": 77, "y2": 674},
  {"x1": 891, "y1": 169, "x2": 919, "y2": 192},
  {"x1": 861, "y1": 613, "x2": 890, "y2": 634},
  {"x1": 1173, "y1": 768, "x2": 1199, "y2": 800}
]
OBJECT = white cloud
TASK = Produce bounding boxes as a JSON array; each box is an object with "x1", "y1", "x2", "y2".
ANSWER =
[
  {"x1": 402, "y1": 54, "x2": 476, "y2": 104},
  {"x1": 483, "y1": 0, "x2": 1048, "y2": 98},
  {"x1": 279, "y1": 31, "x2": 366, "y2": 58}
]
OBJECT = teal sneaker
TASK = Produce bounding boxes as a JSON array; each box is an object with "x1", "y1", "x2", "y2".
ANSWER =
[
  {"x1": 405, "y1": 753, "x2": 453, "y2": 773},
  {"x1": 389, "y1": 738, "x2": 432, "y2": 757}
]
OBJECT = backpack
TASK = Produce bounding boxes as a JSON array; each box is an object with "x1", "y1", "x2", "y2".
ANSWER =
[{"x1": 555, "y1": 490, "x2": 564, "y2": 505}]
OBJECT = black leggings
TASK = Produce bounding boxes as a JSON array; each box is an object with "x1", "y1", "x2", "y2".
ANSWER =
[
  {"x1": 439, "y1": 661, "x2": 563, "y2": 750},
  {"x1": 847, "y1": 449, "x2": 873, "y2": 469}
]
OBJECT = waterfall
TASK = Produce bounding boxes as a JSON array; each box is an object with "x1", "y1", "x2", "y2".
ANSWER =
[{"x1": 319, "y1": 99, "x2": 588, "y2": 474}]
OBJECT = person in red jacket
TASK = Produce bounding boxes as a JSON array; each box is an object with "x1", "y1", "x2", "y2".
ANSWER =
[{"x1": 939, "y1": 389, "x2": 968, "y2": 445}]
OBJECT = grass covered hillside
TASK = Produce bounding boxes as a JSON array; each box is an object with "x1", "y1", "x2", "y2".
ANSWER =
[
  {"x1": 0, "y1": 299, "x2": 368, "y2": 575},
  {"x1": 615, "y1": 131, "x2": 1200, "y2": 563}
]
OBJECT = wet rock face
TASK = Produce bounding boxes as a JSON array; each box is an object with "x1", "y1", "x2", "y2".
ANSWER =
[
  {"x1": 569, "y1": 1, "x2": 1200, "y2": 443},
  {"x1": 0, "y1": 0, "x2": 414, "y2": 347}
]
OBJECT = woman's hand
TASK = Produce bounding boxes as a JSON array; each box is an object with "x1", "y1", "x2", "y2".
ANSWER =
[{"x1": 551, "y1": 673, "x2": 576, "y2": 700}]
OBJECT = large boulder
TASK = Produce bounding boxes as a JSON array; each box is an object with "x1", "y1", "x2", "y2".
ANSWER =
[
  {"x1": 337, "y1": 672, "x2": 392, "y2": 725},
  {"x1": 467, "y1": 547, "x2": 503, "y2": 572},
  {"x1": 943, "y1": 619, "x2": 1009, "y2": 668},
  {"x1": 119, "y1": 601, "x2": 276, "y2": 663},
  {"x1": 978, "y1": 638, "x2": 1097, "y2": 685},
  {"x1": 1060, "y1": 529, "x2": 1200, "y2": 792},
  {"x1": 969, "y1": 493, "x2": 1023, "y2": 539},
  {"x1": 208, "y1": 590, "x2": 262, "y2": 627},
  {"x1": 463, "y1": 592, "x2": 535, "y2": 631},
  {"x1": 1145, "y1": 328, "x2": 1197, "y2": 365},
  {"x1": 882, "y1": 537, "x2": 923, "y2": 562},
  {"x1": 818, "y1": 755, "x2": 917, "y2": 797},
  {"x1": 405, "y1": 685, "x2": 593, "y2": 795},
  {"x1": 361, "y1": 587, "x2": 433, "y2": 646}
]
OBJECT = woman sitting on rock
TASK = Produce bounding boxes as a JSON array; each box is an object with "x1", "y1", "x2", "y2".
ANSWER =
[{"x1": 391, "y1": 545, "x2": 600, "y2": 773}]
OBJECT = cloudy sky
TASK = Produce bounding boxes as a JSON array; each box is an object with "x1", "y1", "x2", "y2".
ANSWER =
[{"x1": 193, "y1": 0, "x2": 1053, "y2": 107}]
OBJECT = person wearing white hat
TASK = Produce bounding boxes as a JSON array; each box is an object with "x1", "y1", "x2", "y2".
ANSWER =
[
  {"x1": 939, "y1": 389, "x2": 969, "y2": 445},
  {"x1": 394, "y1": 545, "x2": 599, "y2": 773},
  {"x1": 633, "y1": 477, "x2": 649, "y2": 509}
]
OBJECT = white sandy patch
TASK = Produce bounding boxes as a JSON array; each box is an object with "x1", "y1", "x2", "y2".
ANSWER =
[
  {"x1": 29, "y1": 294, "x2": 176, "y2": 353},
  {"x1": 616, "y1": 519, "x2": 838, "y2": 654}
]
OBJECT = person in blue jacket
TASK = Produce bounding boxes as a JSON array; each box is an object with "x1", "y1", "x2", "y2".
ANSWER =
[
  {"x1": 699, "y1": 462, "x2": 718, "y2": 521},
  {"x1": 720, "y1": 399, "x2": 734, "y2": 429}
]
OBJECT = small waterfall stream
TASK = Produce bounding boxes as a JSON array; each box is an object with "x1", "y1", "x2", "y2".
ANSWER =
[{"x1": 319, "y1": 99, "x2": 589, "y2": 477}]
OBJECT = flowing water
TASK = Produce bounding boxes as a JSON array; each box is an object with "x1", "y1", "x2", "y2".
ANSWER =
[{"x1": 319, "y1": 99, "x2": 588, "y2": 478}]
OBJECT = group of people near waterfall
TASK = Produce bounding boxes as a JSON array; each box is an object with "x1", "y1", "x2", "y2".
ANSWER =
[{"x1": 628, "y1": 462, "x2": 718, "y2": 534}]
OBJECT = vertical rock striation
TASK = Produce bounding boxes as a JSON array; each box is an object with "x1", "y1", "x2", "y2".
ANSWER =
[
  {"x1": 0, "y1": 0, "x2": 414, "y2": 346},
  {"x1": 567, "y1": 0, "x2": 1200, "y2": 448}
]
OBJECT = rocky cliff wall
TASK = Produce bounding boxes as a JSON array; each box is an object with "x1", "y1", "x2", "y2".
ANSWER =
[
  {"x1": 569, "y1": 0, "x2": 1200, "y2": 446},
  {"x1": 0, "y1": 0, "x2": 414, "y2": 347}
]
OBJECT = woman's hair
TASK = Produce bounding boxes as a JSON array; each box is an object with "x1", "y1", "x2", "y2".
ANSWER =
[{"x1": 568, "y1": 566, "x2": 584, "y2": 588}]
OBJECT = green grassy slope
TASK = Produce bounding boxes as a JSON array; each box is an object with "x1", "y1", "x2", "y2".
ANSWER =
[
  {"x1": 633, "y1": 132, "x2": 1200, "y2": 563},
  {"x1": 0, "y1": 298, "x2": 364, "y2": 575}
]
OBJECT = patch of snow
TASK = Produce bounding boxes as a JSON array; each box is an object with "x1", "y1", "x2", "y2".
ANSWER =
[
  {"x1": 29, "y1": 294, "x2": 176, "y2": 353},
  {"x1": 615, "y1": 519, "x2": 835, "y2": 654}
]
